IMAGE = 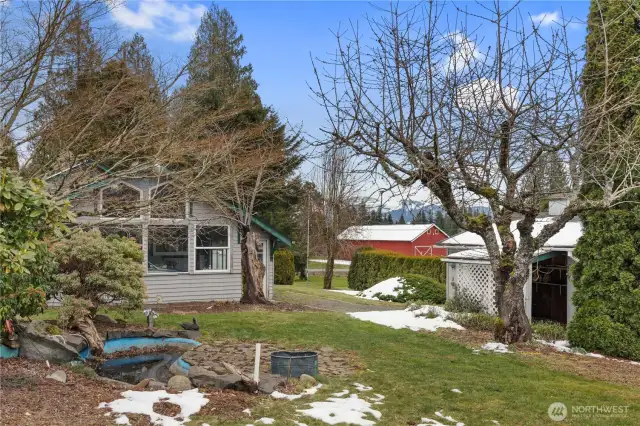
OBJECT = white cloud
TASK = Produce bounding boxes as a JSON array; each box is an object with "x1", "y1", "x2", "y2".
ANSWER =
[
  {"x1": 531, "y1": 11, "x2": 560, "y2": 27},
  {"x1": 445, "y1": 32, "x2": 483, "y2": 74},
  {"x1": 110, "y1": 0, "x2": 207, "y2": 42},
  {"x1": 456, "y1": 77, "x2": 520, "y2": 111}
]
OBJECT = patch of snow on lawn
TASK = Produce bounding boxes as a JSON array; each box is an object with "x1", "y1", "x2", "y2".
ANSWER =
[
  {"x1": 328, "y1": 290, "x2": 361, "y2": 296},
  {"x1": 353, "y1": 383, "x2": 373, "y2": 392},
  {"x1": 348, "y1": 306, "x2": 464, "y2": 332},
  {"x1": 451, "y1": 389, "x2": 462, "y2": 393},
  {"x1": 114, "y1": 415, "x2": 130, "y2": 425},
  {"x1": 310, "y1": 259, "x2": 351, "y2": 266},
  {"x1": 271, "y1": 384, "x2": 323, "y2": 400},
  {"x1": 358, "y1": 277, "x2": 403, "y2": 300},
  {"x1": 481, "y1": 342, "x2": 512, "y2": 353},
  {"x1": 435, "y1": 410, "x2": 465, "y2": 425},
  {"x1": 332, "y1": 390, "x2": 349, "y2": 397},
  {"x1": 297, "y1": 394, "x2": 382, "y2": 426},
  {"x1": 99, "y1": 389, "x2": 209, "y2": 426},
  {"x1": 418, "y1": 419, "x2": 449, "y2": 426},
  {"x1": 537, "y1": 339, "x2": 608, "y2": 358}
]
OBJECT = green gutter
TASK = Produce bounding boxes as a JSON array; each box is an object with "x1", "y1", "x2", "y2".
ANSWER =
[{"x1": 251, "y1": 216, "x2": 292, "y2": 247}]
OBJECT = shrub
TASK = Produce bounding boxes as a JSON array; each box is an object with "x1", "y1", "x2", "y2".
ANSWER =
[
  {"x1": 0, "y1": 169, "x2": 72, "y2": 320},
  {"x1": 373, "y1": 274, "x2": 445, "y2": 304},
  {"x1": 532, "y1": 320, "x2": 566, "y2": 341},
  {"x1": 274, "y1": 248, "x2": 295, "y2": 285},
  {"x1": 348, "y1": 248, "x2": 445, "y2": 290},
  {"x1": 568, "y1": 300, "x2": 640, "y2": 361},
  {"x1": 449, "y1": 312, "x2": 498, "y2": 332},
  {"x1": 50, "y1": 230, "x2": 146, "y2": 317},
  {"x1": 444, "y1": 287, "x2": 485, "y2": 314}
]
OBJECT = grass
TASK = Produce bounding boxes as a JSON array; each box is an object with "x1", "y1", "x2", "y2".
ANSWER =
[
  {"x1": 275, "y1": 275, "x2": 399, "y2": 307},
  {"x1": 307, "y1": 261, "x2": 350, "y2": 270},
  {"x1": 35, "y1": 306, "x2": 640, "y2": 425},
  {"x1": 89, "y1": 310, "x2": 640, "y2": 425}
]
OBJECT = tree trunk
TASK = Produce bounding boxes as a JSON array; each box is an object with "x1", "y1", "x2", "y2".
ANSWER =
[
  {"x1": 494, "y1": 257, "x2": 532, "y2": 343},
  {"x1": 240, "y1": 226, "x2": 269, "y2": 304},
  {"x1": 324, "y1": 255, "x2": 335, "y2": 289},
  {"x1": 72, "y1": 316, "x2": 103, "y2": 355}
]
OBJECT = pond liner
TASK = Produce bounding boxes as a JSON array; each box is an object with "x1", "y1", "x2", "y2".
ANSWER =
[
  {"x1": 80, "y1": 336, "x2": 201, "y2": 359},
  {"x1": 0, "y1": 344, "x2": 19, "y2": 359}
]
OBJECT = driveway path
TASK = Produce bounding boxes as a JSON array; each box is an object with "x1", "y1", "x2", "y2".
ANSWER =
[{"x1": 275, "y1": 291, "x2": 405, "y2": 313}]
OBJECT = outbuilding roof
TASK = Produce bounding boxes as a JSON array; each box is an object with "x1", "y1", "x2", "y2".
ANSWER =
[
  {"x1": 338, "y1": 224, "x2": 445, "y2": 242},
  {"x1": 437, "y1": 217, "x2": 583, "y2": 250}
]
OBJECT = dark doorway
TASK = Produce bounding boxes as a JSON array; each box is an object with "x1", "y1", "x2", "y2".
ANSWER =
[{"x1": 531, "y1": 253, "x2": 568, "y2": 324}]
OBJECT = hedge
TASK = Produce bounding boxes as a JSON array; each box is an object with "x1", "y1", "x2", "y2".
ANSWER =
[
  {"x1": 274, "y1": 248, "x2": 295, "y2": 285},
  {"x1": 374, "y1": 274, "x2": 445, "y2": 304},
  {"x1": 348, "y1": 248, "x2": 446, "y2": 290}
]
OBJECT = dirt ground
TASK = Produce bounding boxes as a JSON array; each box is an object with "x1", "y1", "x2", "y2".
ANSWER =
[{"x1": 0, "y1": 358, "x2": 260, "y2": 426}]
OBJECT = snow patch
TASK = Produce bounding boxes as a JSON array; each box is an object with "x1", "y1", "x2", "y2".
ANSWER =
[
  {"x1": 328, "y1": 290, "x2": 361, "y2": 296},
  {"x1": 348, "y1": 306, "x2": 464, "y2": 332},
  {"x1": 435, "y1": 410, "x2": 465, "y2": 425},
  {"x1": 451, "y1": 389, "x2": 462, "y2": 393},
  {"x1": 353, "y1": 383, "x2": 373, "y2": 392},
  {"x1": 297, "y1": 394, "x2": 382, "y2": 426},
  {"x1": 242, "y1": 408, "x2": 252, "y2": 415},
  {"x1": 271, "y1": 384, "x2": 323, "y2": 400},
  {"x1": 114, "y1": 415, "x2": 130, "y2": 425},
  {"x1": 332, "y1": 390, "x2": 349, "y2": 397},
  {"x1": 358, "y1": 277, "x2": 403, "y2": 300},
  {"x1": 98, "y1": 389, "x2": 209, "y2": 426},
  {"x1": 481, "y1": 342, "x2": 512, "y2": 353},
  {"x1": 310, "y1": 258, "x2": 351, "y2": 266}
]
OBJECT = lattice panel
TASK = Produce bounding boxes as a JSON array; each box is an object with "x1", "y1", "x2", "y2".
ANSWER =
[{"x1": 452, "y1": 264, "x2": 498, "y2": 314}]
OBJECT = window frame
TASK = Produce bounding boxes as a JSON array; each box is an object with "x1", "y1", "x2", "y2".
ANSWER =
[
  {"x1": 98, "y1": 180, "x2": 144, "y2": 219},
  {"x1": 194, "y1": 224, "x2": 231, "y2": 273},
  {"x1": 147, "y1": 224, "x2": 190, "y2": 274}
]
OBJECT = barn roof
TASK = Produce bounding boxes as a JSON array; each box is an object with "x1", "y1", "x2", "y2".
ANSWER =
[
  {"x1": 436, "y1": 217, "x2": 583, "y2": 250},
  {"x1": 338, "y1": 224, "x2": 445, "y2": 242}
]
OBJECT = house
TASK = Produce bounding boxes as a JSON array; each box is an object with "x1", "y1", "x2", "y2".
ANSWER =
[
  {"x1": 337, "y1": 224, "x2": 449, "y2": 259},
  {"x1": 436, "y1": 197, "x2": 582, "y2": 324},
  {"x1": 52, "y1": 171, "x2": 290, "y2": 304}
]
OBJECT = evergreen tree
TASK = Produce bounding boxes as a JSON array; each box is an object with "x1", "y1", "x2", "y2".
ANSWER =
[
  {"x1": 397, "y1": 213, "x2": 406, "y2": 224},
  {"x1": 386, "y1": 212, "x2": 393, "y2": 224},
  {"x1": 570, "y1": 0, "x2": 640, "y2": 359},
  {"x1": 413, "y1": 210, "x2": 425, "y2": 224}
]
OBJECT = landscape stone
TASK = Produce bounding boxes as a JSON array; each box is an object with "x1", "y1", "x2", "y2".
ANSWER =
[
  {"x1": 18, "y1": 321, "x2": 81, "y2": 363},
  {"x1": 167, "y1": 375, "x2": 192, "y2": 391},
  {"x1": 257, "y1": 374, "x2": 287, "y2": 394},
  {"x1": 46, "y1": 370, "x2": 67, "y2": 383},
  {"x1": 177, "y1": 330, "x2": 201, "y2": 340},
  {"x1": 191, "y1": 373, "x2": 246, "y2": 390},
  {"x1": 61, "y1": 333, "x2": 88, "y2": 353},
  {"x1": 133, "y1": 378, "x2": 152, "y2": 390},
  {"x1": 93, "y1": 314, "x2": 117, "y2": 324},
  {"x1": 148, "y1": 380, "x2": 167, "y2": 390},
  {"x1": 299, "y1": 374, "x2": 317, "y2": 385}
]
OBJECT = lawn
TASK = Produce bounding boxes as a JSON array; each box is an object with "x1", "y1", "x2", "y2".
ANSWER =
[
  {"x1": 274, "y1": 275, "x2": 398, "y2": 308},
  {"x1": 46, "y1": 308, "x2": 640, "y2": 425},
  {"x1": 307, "y1": 261, "x2": 350, "y2": 270}
]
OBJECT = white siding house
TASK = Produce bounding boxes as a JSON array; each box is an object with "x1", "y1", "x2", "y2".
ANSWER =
[
  {"x1": 437, "y1": 199, "x2": 582, "y2": 324},
  {"x1": 55, "y1": 174, "x2": 289, "y2": 304}
]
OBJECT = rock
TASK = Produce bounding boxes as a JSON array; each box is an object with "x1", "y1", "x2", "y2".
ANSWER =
[
  {"x1": 133, "y1": 378, "x2": 152, "y2": 390},
  {"x1": 62, "y1": 333, "x2": 88, "y2": 353},
  {"x1": 148, "y1": 380, "x2": 167, "y2": 390},
  {"x1": 299, "y1": 374, "x2": 317, "y2": 385},
  {"x1": 105, "y1": 330, "x2": 122, "y2": 340},
  {"x1": 167, "y1": 375, "x2": 192, "y2": 391},
  {"x1": 191, "y1": 373, "x2": 245, "y2": 390},
  {"x1": 210, "y1": 363, "x2": 227, "y2": 375},
  {"x1": 177, "y1": 330, "x2": 201, "y2": 340},
  {"x1": 17, "y1": 321, "x2": 80, "y2": 363},
  {"x1": 46, "y1": 370, "x2": 67, "y2": 384},
  {"x1": 93, "y1": 314, "x2": 117, "y2": 324},
  {"x1": 188, "y1": 366, "x2": 217, "y2": 380},
  {"x1": 152, "y1": 330, "x2": 175, "y2": 338},
  {"x1": 257, "y1": 374, "x2": 287, "y2": 394}
]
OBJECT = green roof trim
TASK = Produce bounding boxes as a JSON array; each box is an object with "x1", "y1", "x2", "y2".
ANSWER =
[{"x1": 251, "y1": 216, "x2": 292, "y2": 246}]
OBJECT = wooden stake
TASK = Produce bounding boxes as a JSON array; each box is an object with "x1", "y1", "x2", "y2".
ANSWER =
[{"x1": 253, "y1": 343, "x2": 261, "y2": 384}]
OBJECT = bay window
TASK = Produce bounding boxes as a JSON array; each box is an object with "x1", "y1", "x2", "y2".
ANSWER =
[{"x1": 195, "y1": 225, "x2": 229, "y2": 271}]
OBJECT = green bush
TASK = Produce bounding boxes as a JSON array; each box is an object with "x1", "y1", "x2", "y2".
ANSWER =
[
  {"x1": 532, "y1": 320, "x2": 566, "y2": 341},
  {"x1": 443, "y1": 286, "x2": 485, "y2": 314},
  {"x1": 568, "y1": 300, "x2": 640, "y2": 361},
  {"x1": 373, "y1": 274, "x2": 445, "y2": 304},
  {"x1": 348, "y1": 248, "x2": 445, "y2": 290},
  {"x1": 274, "y1": 248, "x2": 295, "y2": 285},
  {"x1": 448, "y1": 312, "x2": 498, "y2": 332},
  {"x1": 50, "y1": 230, "x2": 146, "y2": 317},
  {"x1": 569, "y1": 206, "x2": 640, "y2": 360}
]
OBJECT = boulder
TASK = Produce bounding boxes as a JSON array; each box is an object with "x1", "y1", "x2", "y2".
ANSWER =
[
  {"x1": 17, "y1": 321, "x2": 80, "y2": 363},
  {"x1": 167, "y1": 375, "x2": 192, "y2": 391},
  {"x1": 62, "y1": 333, "x2": 88, "y2": 353},
  {"x1": 177, "y1": 330, "x2": 201, "y2": 340},
  {"x1": 93, "y1": 314, "x2": 117, "y2": 324},
  {"x1": 133, "y1": 378, "x2": 152, "y2": 390},
  {"x1": 46, "y1": 370, "x2": 67, "y2": 384},
  {"x1": 188, "y1": 366, "x2": 217, "y2": 380},
  {"x1": 191, "y1": 373, "x2": 246, "y2": 390},
  {"x1": 148, "y1": 380, "x2": 167, "y2": 390},
  {"x1": 299, "y1": 374, "x2": 317, "y2": 385},
  {"x1": 257, "y1": 374, "x2": 287, "y2": 394}
]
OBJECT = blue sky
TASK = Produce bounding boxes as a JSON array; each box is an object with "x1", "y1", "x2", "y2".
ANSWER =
[{"x1": 110, "y1": 1, "x2": 589, "y2": 205}]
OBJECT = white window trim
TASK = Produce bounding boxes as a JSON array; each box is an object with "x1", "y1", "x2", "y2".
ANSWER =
[
  {"x1": 147, "y1": 224, "x2": 190, "y2": 274},
  {"x1": 99, "y1": 180, "x2": 144, "y2": 219},
  {"x1": 194, "y1": 224, "x2": 231, "y2": 273}
]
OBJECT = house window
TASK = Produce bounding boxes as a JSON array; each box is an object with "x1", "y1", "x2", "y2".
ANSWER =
[
  {"x1": 149, "y1": 184, "x2": 186, "y2": 219},
  {"x1": 147, "y1": 226, "x2": 189, "y2": 273},
  {"x1": 101, "y1": 182, "x2": 142, "y2": 217},
  {"x1": 195, "y1": 226, "x2": 229, "y2": 271}
]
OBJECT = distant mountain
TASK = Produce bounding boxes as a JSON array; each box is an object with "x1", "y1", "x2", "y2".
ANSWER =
[{"x1": 389, "y1": 201, "x2": 491, "y2": 223}]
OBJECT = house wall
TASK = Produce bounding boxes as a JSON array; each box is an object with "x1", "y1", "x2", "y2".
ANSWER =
[{"x1": 65, "y1": 179, "x2": 276, "y2": 305}]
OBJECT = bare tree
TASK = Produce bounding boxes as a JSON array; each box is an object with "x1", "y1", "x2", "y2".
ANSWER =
[
  {"x1": 313, "y1": 1, "x2": 640, "y2": 342},
  {"x1": 312, "y1": 146, "x2": 363, "y2": 289}
]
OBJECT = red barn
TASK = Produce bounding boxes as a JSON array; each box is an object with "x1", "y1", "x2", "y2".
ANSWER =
[{"x1": 338, "y1": 224, "x2": 449, "y2": 259}]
